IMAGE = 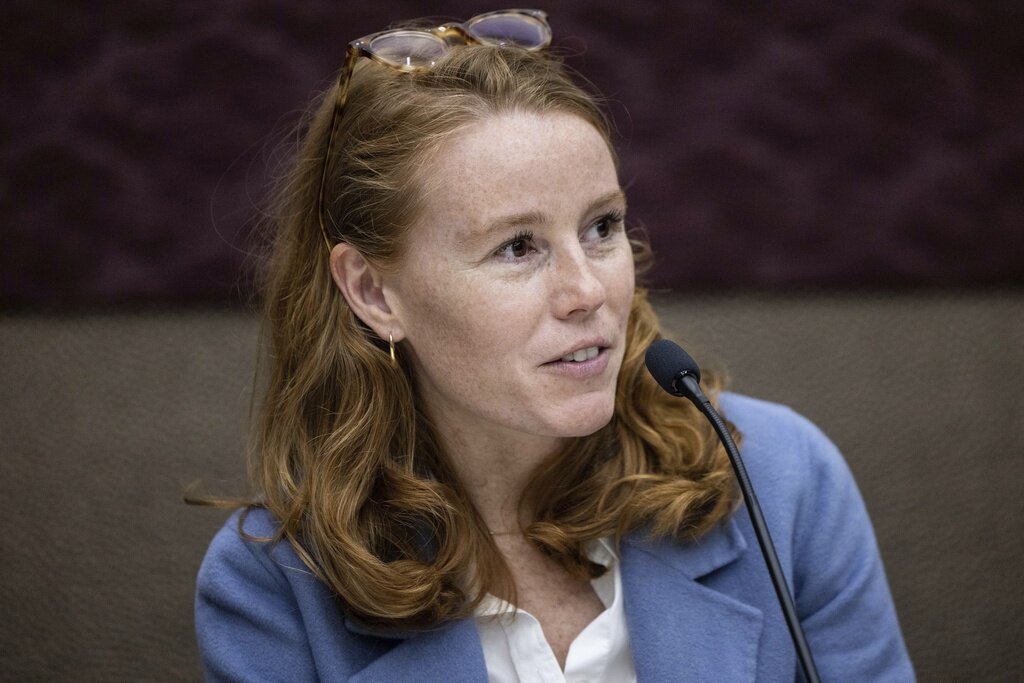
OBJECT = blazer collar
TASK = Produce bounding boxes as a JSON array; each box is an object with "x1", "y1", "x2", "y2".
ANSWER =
[
  {"x1": 345, "y1": 518, "x2": 760, "y2": 682},
  {"x1": 620, "y1": 518, "x2": 764, "y2": 682}
]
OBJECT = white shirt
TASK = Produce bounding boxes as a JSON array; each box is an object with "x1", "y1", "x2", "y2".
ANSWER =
[{"x1": 474, "y1": 538, "x2": 638, "y2": 683}]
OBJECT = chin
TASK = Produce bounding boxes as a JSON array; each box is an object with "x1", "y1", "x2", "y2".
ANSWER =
[{"x1": 549, "y1": 395, "x2": 617, "y2": 438}]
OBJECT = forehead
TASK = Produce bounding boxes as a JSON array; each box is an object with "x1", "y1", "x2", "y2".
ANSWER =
[{"x1": 411, "y1": 111, "x2": 620, "y2": 233}]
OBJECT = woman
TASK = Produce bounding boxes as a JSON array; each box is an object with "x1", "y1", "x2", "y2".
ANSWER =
[{"x1": 196, "y1": 10, "x2": 913, "y2": 681}]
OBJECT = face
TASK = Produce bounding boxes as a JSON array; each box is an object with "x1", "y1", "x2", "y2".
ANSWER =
[{"x1": 383, "y1": 111, "x2": 635, "y2": 451}]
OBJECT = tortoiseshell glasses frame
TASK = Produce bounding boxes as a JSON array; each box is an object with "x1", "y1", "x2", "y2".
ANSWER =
[{"x1": 315, "y1": 9, "x2": 552, "y2": 251}]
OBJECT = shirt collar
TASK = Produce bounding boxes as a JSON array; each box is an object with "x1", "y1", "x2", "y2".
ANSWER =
[{"x1": 476, "y1": 536, "x2": 620, "y2": 617}]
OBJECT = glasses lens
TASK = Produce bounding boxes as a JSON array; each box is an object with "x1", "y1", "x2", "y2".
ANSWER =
[
  {"x1": 467, "y1": 12, "x2": 551, "y2": 49},
  {"x1": 368, "y1": 31, "x2": 447, "y2": 69}
]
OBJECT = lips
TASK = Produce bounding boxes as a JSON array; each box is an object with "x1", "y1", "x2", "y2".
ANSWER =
[
  {"x1": 560, "y1": 346, "x2": 600, "y2": 362},
  {"x1": 546, "y1": 338, "x2": 610, "y2": 364}
]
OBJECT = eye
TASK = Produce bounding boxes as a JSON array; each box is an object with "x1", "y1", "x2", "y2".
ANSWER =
[
  {"x1": 495, "y1": 230, "x2": 536, "y2": 261},
  {"x1": 583, "y1": 210, "x2": 625, "y2": 242},
  {"x1": 510, "y1": 236, "x2": 529, "y2": 258}
]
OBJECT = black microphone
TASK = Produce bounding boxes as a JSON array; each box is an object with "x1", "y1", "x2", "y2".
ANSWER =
[{"x1": 645, "y1": 339, "x2": 822, "y2": 683}]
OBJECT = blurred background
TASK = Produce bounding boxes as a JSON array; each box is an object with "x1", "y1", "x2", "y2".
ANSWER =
[
  {"x1": 2, "y1": 1, "x2": 1022, "y2": 680},
  {"x1": 2, "y1": 0, "x2": 1021, "y2": 305}
]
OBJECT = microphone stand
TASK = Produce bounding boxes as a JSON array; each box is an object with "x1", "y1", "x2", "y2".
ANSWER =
[{"x1": 673, "y1": 371, "x2": 822, "y2": 683}]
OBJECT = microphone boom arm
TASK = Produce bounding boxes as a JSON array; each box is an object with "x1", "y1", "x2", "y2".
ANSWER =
[{"x1": 675, "y1": 370, "x2": 822, "y2": 683}]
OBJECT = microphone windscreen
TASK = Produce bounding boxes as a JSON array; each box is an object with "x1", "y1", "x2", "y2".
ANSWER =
[{"x1": 644, "y1": 339, "x2": 702, "y2": 395}]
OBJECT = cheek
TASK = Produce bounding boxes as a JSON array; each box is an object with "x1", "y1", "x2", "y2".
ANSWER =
[
  {"x1": 397, "y1": 274, "x2": 528, "y2": 360},
  {"x1": 604, "y1": 252, "x2": 636, "y2": 312},
  {"x1": 397, "y1": 280, "x2": 532, "y2": 415}
]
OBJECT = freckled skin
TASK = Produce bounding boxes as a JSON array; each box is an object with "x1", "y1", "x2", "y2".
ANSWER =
[
  {"x1": 367, "y1": 113, "x2": 632, "y2": 661},
  {"x1": 383, "y1": 112, "x2": 635, "y2": 458}
]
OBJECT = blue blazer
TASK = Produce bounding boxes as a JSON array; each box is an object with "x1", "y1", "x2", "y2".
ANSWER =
[{"x1": 196, "y1": 394, "x2": 914, "y2": 681}]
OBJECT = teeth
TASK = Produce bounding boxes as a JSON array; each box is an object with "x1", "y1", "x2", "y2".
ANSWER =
[{"x1": 561, "y1": 346, "x2": 600, "y2": 362}]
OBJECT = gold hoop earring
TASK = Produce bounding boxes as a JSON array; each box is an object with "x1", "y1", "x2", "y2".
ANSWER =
[{"x1": 389, "y1": 333, "x2": 397, "y2": 368}]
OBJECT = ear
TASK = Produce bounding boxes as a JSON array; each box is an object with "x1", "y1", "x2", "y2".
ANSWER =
[{"x1": 329, "y1": 243, "x2": 403, "y2": 341}]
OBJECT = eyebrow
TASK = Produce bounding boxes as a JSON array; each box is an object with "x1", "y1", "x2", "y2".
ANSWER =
[
  {"x1": 590, "y1": 188, "x2": 628, "y2": 215},
  {"x1": 466, "y1": 189, "x2": 628, "y2": 243}
]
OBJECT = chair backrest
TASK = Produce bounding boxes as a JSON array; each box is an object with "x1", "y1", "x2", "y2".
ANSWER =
[{"x1": 1, "y1": 292, "x2": 1020, "y2": 680}]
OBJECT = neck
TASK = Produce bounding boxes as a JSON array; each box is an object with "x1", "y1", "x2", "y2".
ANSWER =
[{"x1": 434, "y1": 419, "x2": 564, "y2": 534}]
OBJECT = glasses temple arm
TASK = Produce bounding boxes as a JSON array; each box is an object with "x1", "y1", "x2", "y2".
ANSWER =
[{"x1": 317, "y1": 46, "x2": 361, "y2": 254}]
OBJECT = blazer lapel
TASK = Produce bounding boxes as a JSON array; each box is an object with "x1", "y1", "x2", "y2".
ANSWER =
[
  {"x1": 347, "y1": 520, "x2": 760, "y2": 683},
  {"x1": 347, "y1": 617, "x2": 487, "y2": 683},
  {"x1": 621, "y1": 520, "x2": 763, "y2": 682}
]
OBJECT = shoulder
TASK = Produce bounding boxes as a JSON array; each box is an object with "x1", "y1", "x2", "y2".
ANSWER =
[
  {"x1": 195, "y1": 508, "x2": 339, "y2": 680},
  {"x1": 711, "y1": 394, "x2": 915, "y2": 679},
  {"x1": 194, "y1": 507, "x2": 313, "y2": 679},
  {"x1": 198, "y1": 507, "x2": 300, "y2": 593},
  {"x1": 713, "y1": 392, "x2": 871, "y2": 581},
  {"x1": 716, "y1": 392, "x2": 851, "y2": 498},
  {"x1": 718, "y1": 391, "x2": 838, "y2": 460},
  {"x1": 195, "y1": 507, "x2": 314, "y2": 633}
]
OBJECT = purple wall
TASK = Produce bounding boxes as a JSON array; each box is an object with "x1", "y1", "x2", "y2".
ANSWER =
[{"x1": 3, "y1": 0, "x2": 1022, "y2": 307}]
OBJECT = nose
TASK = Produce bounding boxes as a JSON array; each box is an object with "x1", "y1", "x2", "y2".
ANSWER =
[{"x1": 551, "y1": 245, "x2": 606, "y2": 319}]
